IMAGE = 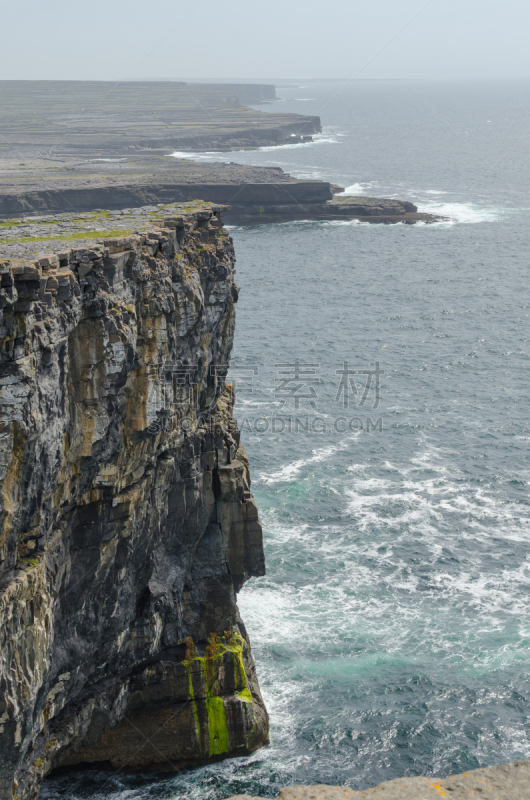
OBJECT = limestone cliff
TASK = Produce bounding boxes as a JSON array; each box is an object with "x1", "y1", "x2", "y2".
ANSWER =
[{"x1": 0, "y1": 203, "x2": 269, "y2": 799}]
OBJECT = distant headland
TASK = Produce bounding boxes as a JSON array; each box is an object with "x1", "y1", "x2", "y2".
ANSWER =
[{"x1": 0, "y1": 80, "x2": 441, "y2": 225}]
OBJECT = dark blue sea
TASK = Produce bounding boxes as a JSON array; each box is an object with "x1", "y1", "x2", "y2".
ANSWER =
[{"x1": 43, "y1": 80, "x2": 530, "y2": 799}]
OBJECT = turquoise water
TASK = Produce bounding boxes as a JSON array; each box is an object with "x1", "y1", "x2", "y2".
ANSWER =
[{"x1": 43, "y1": 81, "x2": 530, "y2": 798}]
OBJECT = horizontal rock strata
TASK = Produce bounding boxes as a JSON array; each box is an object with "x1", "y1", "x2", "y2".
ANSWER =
[
  {"x1": 0, "y1": 202, "x2": 269, "y2": 800},
  {"x1": 0, "y1": 178, "x2": 334, "y2": 224},
  {"x1": 227, "y1": 194, "x2": 443, "y2": 225},
  {"x1": 0, "y1": 188, "x2": 441, "y2": 230},
  {"x1": 0, "y1": 80, "x2": 319, "y2": 156},
  {"x1": 0, "y1": 80, "x2": 437, "y2": 225}
]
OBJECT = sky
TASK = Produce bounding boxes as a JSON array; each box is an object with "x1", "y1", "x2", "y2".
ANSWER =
[{"x1": 2, "y1": 0, "x2": 530, "y2": 82}]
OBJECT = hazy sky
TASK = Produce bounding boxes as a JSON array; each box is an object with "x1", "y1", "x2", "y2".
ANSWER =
[{"x1": 2, "y1": 0, "x2": 530, "y2": 82}]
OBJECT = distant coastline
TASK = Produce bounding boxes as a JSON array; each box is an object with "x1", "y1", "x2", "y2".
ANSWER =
[{"x1": 0, "y1": 80, "x2": 439, "y2": 225}]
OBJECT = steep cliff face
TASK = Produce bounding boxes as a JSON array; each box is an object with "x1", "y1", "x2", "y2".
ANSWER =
[{"x1": 0, "y1": 204, "x2": 268, "y2": 800}]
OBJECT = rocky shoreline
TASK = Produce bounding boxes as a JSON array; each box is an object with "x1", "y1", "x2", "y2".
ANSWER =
[
  {"x1": 0, "y1": 80, "x2": 441, "y2": 226},
  {"x1": 0, "y1": 152, "x2": 441, "y2": 226},
  {"x1": 228, "y1": 192, "x2": 443, "y2": 226},
  {"x1": 0, "y1": 189, "x2": 441, "y2": 235}
]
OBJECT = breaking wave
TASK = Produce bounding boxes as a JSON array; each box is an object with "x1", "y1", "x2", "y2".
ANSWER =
[{"x1": 417, "y1": 201, "x2": 515, "y2": 225}]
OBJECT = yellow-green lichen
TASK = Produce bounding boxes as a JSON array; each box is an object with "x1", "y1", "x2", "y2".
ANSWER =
[
  {"x1": 185, "y1": 637, "x2": 202, "y2": 749},
  {"x1": 20, "y1": 556, "x2": 40, "y2": 569},
  {"x1": 206, "y1": 695, "x2": 230, "y2": 755},
  {"x1": 183, "y1": 631, "x2": 252, "y2": 758}
]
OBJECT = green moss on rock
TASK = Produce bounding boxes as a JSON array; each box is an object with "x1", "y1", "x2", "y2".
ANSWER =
[
  {"x1": 206, "y1": 695, "x2": 230, "y2": 756},
  {"x1": 183, "y1": 631, "x2": 253, "y2": 757}
]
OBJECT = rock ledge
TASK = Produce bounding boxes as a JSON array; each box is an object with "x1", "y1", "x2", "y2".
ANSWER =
[{"x1": 228, "y1": 761, "x2": 530, "y2": 800}]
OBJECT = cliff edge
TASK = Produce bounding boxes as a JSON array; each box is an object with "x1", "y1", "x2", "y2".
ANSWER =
[{"x1": 0, "y1": 202, "x2": 269, "y2": 799}]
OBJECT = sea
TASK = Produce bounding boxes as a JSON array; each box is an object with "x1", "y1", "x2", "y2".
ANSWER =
[{"x1": 42, "y1": 79, "x2": 530, "y2": 799}]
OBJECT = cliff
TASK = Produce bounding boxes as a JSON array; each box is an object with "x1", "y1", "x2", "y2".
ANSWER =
[
  {"x1": 0, "y1": 176, "x2": 334, "y2": 222},
  {"x1": 0, "y1": 171, "x2": 441, "y2": 227},
  {"x1": 0, "y1": 202, "x2": 269, "y2": 799}
]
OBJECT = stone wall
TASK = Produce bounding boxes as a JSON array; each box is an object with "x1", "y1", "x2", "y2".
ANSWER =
[{"x1": 0, "y1": 204, "x2": 268, "y2": 799}]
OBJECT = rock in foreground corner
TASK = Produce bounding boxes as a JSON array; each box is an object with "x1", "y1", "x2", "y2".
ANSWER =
[{"x1": 228, "y1": 760, "x2": 530, "y2": 800}]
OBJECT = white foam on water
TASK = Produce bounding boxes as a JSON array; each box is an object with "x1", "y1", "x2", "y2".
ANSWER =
[
  {"x1": 341, "y1": 454, "x2": 530, "y2": 619},
  {"x1": 169, "y1": 150, "x2": 224, "y2": 161},
  {"x1": 243, "y1": 435, "x2": 530, "y2": 668},
  {"x1": 242, "y1": 522, "x2": 421, "y2": 651},
  {"x1": 417, "y1": 200, "x2": 513, "y2": 225},
  {"x1": 336, "y1": 181, "x2": 379, "y2": 196},
  {"x1": 169, "y1": 132, "x2": 341, "y2": 163},
  {"x1": 322, "y1": 219, "x2": 364, "y2": 227},
  {"x1": 258, "y1": 437, "x2": 356, "y2": 484},
  {"x1": 239, "y1": 578, "x2": 308, "y2": 644},
  {"x1": 332, "y1": 185, "x2": 515, "y2": 226},
  {"x1": 240, "y1": 134, "x2": 340, "y2": 153},
  {"x1": 317, "y1": 218, "x2": 381, "y2": 229},
  {"x1": 233, "y1": 398, "x2": 270, "y2": 409},
  {"x1": 237, "y1": 573, "x2": 317, "y2": 739}
]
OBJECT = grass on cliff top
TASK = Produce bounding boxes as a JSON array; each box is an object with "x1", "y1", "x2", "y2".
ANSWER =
[
  {"x1": 0, "y1": 210, "x2": 114, "y2": 228},
  {"x1": 148, "y1": 200, "x2": 217, "y2": 214},
  {"x1": 1, "y1": 229, "x2": 134, "y2": 244},
  {"x1": 0, "y1": 201, "x2": 216, "y2": 233}
]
